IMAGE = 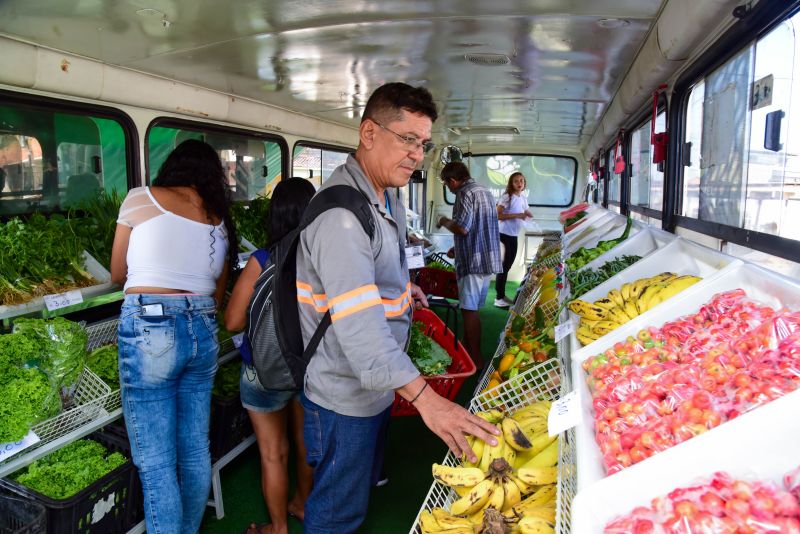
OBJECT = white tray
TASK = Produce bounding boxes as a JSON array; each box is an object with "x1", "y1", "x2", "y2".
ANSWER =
[
  {"x1": 571, "y1": 262, "x2": 800, "y2": 493},
  {"x1": 571, "y1": 388, "x2": 800, "y2": 532},
  {"x1": 568, "y1": 237, "x2": 741, "y2": 353},
  {"x1": 574, "y1": 227, "x2": 675, "y2": 274},
  {"x1": 566, "y1": 215, "x2": 644, "y2": 254},
  {"x1": 0, "y1": 251, "x2": 114, "y2": 320},
  {"x1": 564, "y1": 208, "x2": 613, "y2": 237}
]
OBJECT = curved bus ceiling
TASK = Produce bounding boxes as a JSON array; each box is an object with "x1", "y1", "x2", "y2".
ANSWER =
[{"x1": 0, "y1": 0, "x2": 742, "y2": 155}]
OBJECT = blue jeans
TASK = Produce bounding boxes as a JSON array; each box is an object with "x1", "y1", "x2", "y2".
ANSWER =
[
  {"x1": 301, "y1": 393, "x2": 391, "y2": 533},
  {"x1": 118, "y1": 294, "x2": 218, "y2": 534}
]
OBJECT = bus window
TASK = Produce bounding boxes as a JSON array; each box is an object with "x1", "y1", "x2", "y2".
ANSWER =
[
  {"x1": 629, "y1": 113, "x2": 665, "y2": 216},
  {"x1": 147, "y1": 123, "x2": 285, "y2": 200},
  {"x1": 0, "y1": 105, "x2": 129, "y2": 216},
  {"x1": 606, "y1": 147, "x2": 622, "y2": 206},
  {"x1": 292, "y1": 144, "x2": 351, "y2": 187},
  {"x1": 683, "y1": 11, "x2": 800, "y2": 243},
  {"x1": 443, "y1": 154, "x2": 576, "y2": 206}
]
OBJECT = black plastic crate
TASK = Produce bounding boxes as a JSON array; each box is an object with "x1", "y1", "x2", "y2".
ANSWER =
[
  {"x1": 0, "y1": 493, "x2": 46, "y2": 534},
  {"x1": 0, "y1": 430, "x2": 140, "y2": 534},
  {"x1": 97, "y1": 424, "x2": 145, "y2": 530},
  {"x1": 209, "y1": 393, "x2": 252, "y2": 462}
]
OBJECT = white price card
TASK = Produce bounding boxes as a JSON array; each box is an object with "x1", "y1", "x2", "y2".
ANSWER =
[
  {"x1": 232, "y1": 332, "x2": 245, "y2": 348},
  {"x1": 0, "y1": 430, "x2": 41, "y2": 463},
  {"x1": 43, "y1": 289, "x2": 83, "y2": 311},
  {"x1": 554, "y1": 320, "x2": 574, "y2": 343},
  {"x1": 548, "y1": 389, "x2": 582, "y2": 437},
  {"x1": 406, "y1": 245, "x2": 425, "y2": 269}
]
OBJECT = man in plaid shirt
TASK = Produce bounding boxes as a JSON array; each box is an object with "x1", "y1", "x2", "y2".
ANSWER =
[{"x1": 437, "y1": 161, "x2": 502, "y2": 368}]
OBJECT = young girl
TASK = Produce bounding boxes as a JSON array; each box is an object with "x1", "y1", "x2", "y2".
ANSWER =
[
  {"x1": 495, "y1": 171, "x2": 532, "y2": 307},
  {"x1": 110, "y1": 139, "x2": 238, "y2": 533},
  {"x1": 225, "y1": 178, "x2": 316, "y2": 534}
]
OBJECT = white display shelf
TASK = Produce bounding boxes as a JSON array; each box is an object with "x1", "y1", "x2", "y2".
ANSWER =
[
  {"x1": 566, "y1": 215, "x2": 645, "y2": 255},
  {"x1": 571, "y1": 388, "x2": 800, "y2": 532},
  {"x1": 569, "y1": 262, "x2": 800, "y2": 495},
  {"x1": 572, "y1": 226, "x2": 675, "y2": 274},
  {"x1": 0, "y1": 251, "x2": 114, "y2": 320},
  {"x1": 567, "y1": 237, "x2": 742, "y2": 354}
]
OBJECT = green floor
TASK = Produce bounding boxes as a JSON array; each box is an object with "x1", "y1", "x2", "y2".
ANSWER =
[{"x1": 200, "y1": 281, "x2": 517, "y2": 534}]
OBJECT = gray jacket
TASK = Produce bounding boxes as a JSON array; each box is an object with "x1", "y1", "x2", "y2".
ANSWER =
[{"x1": 296, "y1": 156, "x2": 420, "y2": 417}]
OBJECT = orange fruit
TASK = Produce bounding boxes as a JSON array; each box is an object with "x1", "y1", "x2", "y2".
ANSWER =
[{"x1": 498, "y1": 353, "x2": 516, "y2": 374}]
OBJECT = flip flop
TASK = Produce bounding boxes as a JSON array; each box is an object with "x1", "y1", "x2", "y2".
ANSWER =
[{"x1": 243, "y1": 523, "x2": 270, "y2": 534}]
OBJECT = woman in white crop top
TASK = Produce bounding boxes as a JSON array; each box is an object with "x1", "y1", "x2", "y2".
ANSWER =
[{"x1": 110, "y1": 139, "x2": 238, "y2": 534}]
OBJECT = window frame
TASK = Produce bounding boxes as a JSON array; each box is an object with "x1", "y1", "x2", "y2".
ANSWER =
[
  {"x1": 0, "y1": 88, "x2": 140, "y2": 210},
  {"x1": 668, "y1": 0, "x2": 800, "y2": 264},
  {"x1": 441, "y1": 152, "x2": 578, "y2": 207},
  {"x1": 144, "y1": 117, "x2": 289, "y2": 188},
  {"x1": 291, "y1": 140, "x2": 354, "y2": 183},
  {"x1": 626, "y1": 108, "x2": 666, "y2": 221}
]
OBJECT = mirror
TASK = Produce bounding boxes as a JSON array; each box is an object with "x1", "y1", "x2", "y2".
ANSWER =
[{"x1": 440, "y1": 145, "x2": 463, "y2": 165}]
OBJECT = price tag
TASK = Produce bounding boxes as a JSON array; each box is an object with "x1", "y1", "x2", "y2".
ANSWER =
[
  {"x1": 554, "y1": 320, "x2": 574, "y2": 343},
  {"x1": 43, "y1": 289, "x2": 83, "y2": 311},
  {"x1": 406, "y1": 245, "x2": 425, "y2": 269},
  {"x1": 548, "y1": 389, "x2": 582, "y2": 437},
  {"x1": 0, "y1": 430, "x2": 41, "y2": 463},
  {"x1": 232, "y1": 332, "x2": 245, "y2": 348}
]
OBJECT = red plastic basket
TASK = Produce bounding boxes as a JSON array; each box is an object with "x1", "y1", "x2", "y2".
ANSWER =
[
  {"x1": 415, "y1": 267, "x2": 459, "y2": 300},
  {"x1": 392, "y1": 309, "x2": 476, "y2": 416}
]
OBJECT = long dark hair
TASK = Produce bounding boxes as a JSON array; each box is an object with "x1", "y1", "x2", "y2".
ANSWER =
[
  {"x1": 505, "y1": 171, "x2": 526, "y2": 196},
  {"x1": 266, "y1": 178, "x2": 316, "y2": 248},
  {"x1": 152, "y1": 139, "x2": 238, "y2": 276}
]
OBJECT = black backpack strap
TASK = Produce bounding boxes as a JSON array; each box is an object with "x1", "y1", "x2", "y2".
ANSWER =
[
  {"x1": 296, "y1": 184, "x2": 375, "y2": 361},
  {"x1": 300, "y1": 184, "x2": 375, "y2": 238}
]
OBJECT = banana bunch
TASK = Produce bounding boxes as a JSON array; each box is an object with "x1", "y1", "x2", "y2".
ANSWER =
[
  {"x1": 421, "y1": 403, "x2": 559, "y2": 533},
  {"x1": 570, "y1": 272, "x2": 702, "y2": 345}
]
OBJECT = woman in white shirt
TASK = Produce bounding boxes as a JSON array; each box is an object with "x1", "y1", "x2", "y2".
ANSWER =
[
  {"x1": 495, "y1": 172, "x2": 532, "y2": 308},
  {"x1": 110, "y1": 139, "x2": 238, "y2": 534}
]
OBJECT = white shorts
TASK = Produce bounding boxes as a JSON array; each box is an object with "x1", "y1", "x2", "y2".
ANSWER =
[{"x1": 457, "y1": 274, "x2": 493, "y2": 311}]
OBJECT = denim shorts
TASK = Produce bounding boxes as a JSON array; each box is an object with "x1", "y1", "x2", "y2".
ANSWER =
[
  {"x1": 457, "y1": 273, "x2": 493, "y2": 311},
  {"x1": 239, "y1": 364, "x2": 298, "y2": 413}
]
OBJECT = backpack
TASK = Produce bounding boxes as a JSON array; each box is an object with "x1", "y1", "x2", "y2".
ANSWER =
[{"x1": 245, "y1": 185, "x2": 376, "y2": 391}]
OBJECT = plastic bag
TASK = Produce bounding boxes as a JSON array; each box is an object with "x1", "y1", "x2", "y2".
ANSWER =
[{"x1": 12, "y1": 317, "x2": 88, "y2": 402}]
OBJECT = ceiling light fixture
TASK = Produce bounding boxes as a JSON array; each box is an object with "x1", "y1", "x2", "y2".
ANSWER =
[{"x1": 596, "y1": 18, "x2": 630, "y2": 29}]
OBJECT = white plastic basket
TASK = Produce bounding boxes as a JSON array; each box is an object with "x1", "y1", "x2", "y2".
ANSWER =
[
  {"x1": 568, "y1": 237, "x2": 742, "y2": 352},
  {"x1": 571, "y1": 388, "x2": 800, "y2": 532},
  {"x1": 570, "y1": 262, "x2": 800, "y2": 494},
  {"x1": 564, "y1": 213, "x2": 631, "y2": 252},
  {"x1": 572, "y1": 227, "x2": 675, "y2": 274}
]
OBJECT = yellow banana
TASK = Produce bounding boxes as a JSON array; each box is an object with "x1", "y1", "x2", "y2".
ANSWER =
[
  {"x1": 576, "y1": 328, "x2": 599, "y2": 345},
  {"x1": 419, "y1": 510, "x2": 442, "y2": 534},
  {"x1": 449, "y1": 478, "x2": 494, "y2": 516},
  {"x1": 501, "y1": 418, "x2": 534, "y2": 451},
  {"x1": 592, "y1": 297, "x2": 617, "y2": 311},
  {"x1": 501, "y1": 476, "x2": 522, "y2": 512},
  {"x1": 525, "y1": 433, "x2": 557, "y2": 457},
  {"x1": 567, "y1": 299, "x2": 607, "y2": 321},
  {"x1": 607, "y1": 288, "x2": 626, "y2": 309},
  {"x1": 463, "y1": 437, "x2": 485, "y2": 468},
  {"x1": 518, "y1": 515, "x2": 556, "y2": 534},
  {"x1": 603, "y1": 306, "x2": 630, "y2": 325},
  {"x1": 501, "y1": 439, "x2": 517, "y2": 467},
  {"x1": 517, "y1": 417, "x2": 548, "y2": 438},
  {"x1": 519, "y1": 505, "x2": 557, "y2": 524},
  {"x1": 647, "y1": 275, "x2": 702, "y2": 310},
  {"x1": 508, "y1": 472, "x2": 535, "y2": 496},
  {"x1": 517, "y1": 484, "x2": 557, "y2": 509},
  {"x1": 475, "y1": 409, "x2": 505, "y2": 424},
  {"x1": 453, "y1": 485, "x2": 472, "y2": 497},
  {"x1": 590, "y1": 320, "x2": 619, "y2": 337},
  {"x1": 620, "y1": 282, "x2": 632, "y2": 301},
  {"x1": 519, "y1": 439, "x2": 559, "y2": 469},
  {"x1": 431, "y1": 508, "x2": 474, "y2": 529},
  {"x1": 432, "y1": 464, "x2": 486, "y2": 488},
  {"x1": 479, "y1": 428, "x2": 503, "y2": 472},
  {"x1": 513, "y1": 401, "x2": 551, "y2": 420},
  {"x1": 485, "y1": 480, "x2": 506, "y2": 511},
  {"x1": 517, "y1": 465, "x2": 558, "y2": 486},
  {"x1": 623, "y1": 300, "x2": 639, "y2": 321}
]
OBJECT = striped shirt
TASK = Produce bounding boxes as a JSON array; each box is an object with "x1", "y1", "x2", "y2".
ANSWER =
[{"x1": 452, "y1": 180, "x2": 503, "y2": 277}]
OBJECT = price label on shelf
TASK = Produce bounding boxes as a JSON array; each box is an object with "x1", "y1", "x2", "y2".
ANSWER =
[
  {"x1": 548, "y1": 389, "x2": 582, "y2": 437},
  {"x1": 43, "y1": 289, "x2": 83, "y2": 311},
  {"x1": 554, "y1": 320, "x2": 574, "y2": 343},
  {"x1": 232, "y1": 332, "x2": 245, "y2": 348},
  {"x1": 0, "y1": 430, "x2": 41, "y2": 463}
]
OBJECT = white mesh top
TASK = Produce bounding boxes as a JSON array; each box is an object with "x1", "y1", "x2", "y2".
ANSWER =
[{"x1": 117, "y1": 187, "x2": 228, "y2": 295}]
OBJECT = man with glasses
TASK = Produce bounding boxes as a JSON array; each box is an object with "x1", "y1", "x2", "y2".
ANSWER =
[
  {"x1": 296, "y1": 82, "x2": 500, "y2": 533},
  {"x1": 437, "y1": 162, "x2": 502, "y2": 370}
]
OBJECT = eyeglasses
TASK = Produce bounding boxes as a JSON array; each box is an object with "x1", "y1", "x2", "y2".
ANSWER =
[{"x1": 373, "y1": 120, "x2": 435, "y2": 154}]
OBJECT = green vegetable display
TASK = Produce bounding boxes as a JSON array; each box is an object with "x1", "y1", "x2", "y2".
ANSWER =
[
  {"x1": 0, "y1": 367, "x2": 60, "y2": 443},
  {"x1": 86, "y1": 344, "x2": 119, "y2": 390},
  {"x1": 0, "y1": 214, "x2": 98, "y2": 306},
  {"x1": 12, "y1": 438, "x2": 127, "y2": 499},
  {"x1": 230, "y1": 195, "x2": 271, "y2": 249},
  {"x1": 568, "y1": 255, "x2": 643, "y2": 298},
  {"x1": 213, "y1": 358, "x2": 241, "y2": 399},
  {"x1": 0, "y1": 332, "x2": 45, "y2": 375},
  {"x1": 564, "y1": 211, "x2": 587, "y2": 227},
  {"x1": 407, "y1": 321, "x2": 452, "y2": 376},
  {"x1": 566, "y1": 217, "x2": 633, "y2": 271},
  {"x1": 67, "y1": 189, "x2": 125, "y2": 268},
  {"x1": 13, "y1": 317, "x2": 88, "y2": 397}
]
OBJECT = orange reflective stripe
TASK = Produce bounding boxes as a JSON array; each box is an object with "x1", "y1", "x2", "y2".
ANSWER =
[
  {"x1": 297, "y1": 280, "x2": 328, "y2": 312},
  {"x1": 384, "y1": 299, "x2": 411, "y2": 317},
  {"x1": 381, "y1": 283, "x2": 412, "y2": 305},
  {"x1": 331, "y1": 297, "x2": 383, "y2": 322},
  {"x1": 329, "y1": 284, "x2": 379, "y2": 307}
]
